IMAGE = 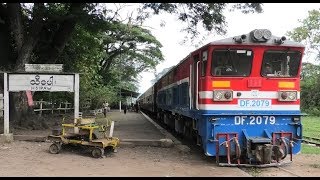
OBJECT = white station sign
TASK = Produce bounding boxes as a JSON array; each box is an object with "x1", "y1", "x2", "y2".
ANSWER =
[{"x1": 8, "y1": 74, "x2": 75, "y2": 92}]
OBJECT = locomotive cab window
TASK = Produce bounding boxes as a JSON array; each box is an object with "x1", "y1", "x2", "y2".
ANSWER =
[
  {"x1": 211, "y1": 49, "x2": 253, "y2": 76},
  {"x1": 261, "y1": 50, "x2": 301, "y2": 77}
]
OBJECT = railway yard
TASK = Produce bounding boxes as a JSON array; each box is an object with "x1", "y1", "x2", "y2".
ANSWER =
[
  {"x1": 1, "y1": 3, "x2": 320, "y2": 178},
  {"x1": 0, "y1": 110, "x2": 319, "y2": 177}
]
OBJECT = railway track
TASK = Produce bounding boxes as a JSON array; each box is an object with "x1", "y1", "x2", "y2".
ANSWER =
[{"x1": 302, "y1": 136, "x2": 320, "y2": 147}]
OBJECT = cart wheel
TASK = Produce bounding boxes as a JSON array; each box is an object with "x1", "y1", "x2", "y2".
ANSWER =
[
  {"x1": 49, "y1": 143, "x2": 61, "y2": 154},
  {"x1": 91, "y1": 147, "x2": 104, "y2": 158}
]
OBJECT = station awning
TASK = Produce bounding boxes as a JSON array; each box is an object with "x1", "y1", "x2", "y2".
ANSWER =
[{"x1": 118, "y1": 88, "x2": 140, "y2": 98}]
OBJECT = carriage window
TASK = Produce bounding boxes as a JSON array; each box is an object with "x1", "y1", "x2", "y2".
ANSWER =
[
  {"x1": 261, "y1": 50, "x2": 301, "y2": 77},
  {"x1": 211, "y1": 49, "x2": 253, "y2": 77}
]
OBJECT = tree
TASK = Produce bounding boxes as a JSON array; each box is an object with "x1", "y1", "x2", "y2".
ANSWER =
[
  {"x1": 98, "y1": 21, "x2": 164, "y2": 86},
  {"x1": 287, "y1": 10, "x2": 320, "y2": 114},
  {"x1": 0, "y1": 3, "x2": 263, "y2": 69},
  {"x1": 287, "y1": 9, "x2": 320, "y2": 61},
  {"x1": 0, "y1": 3, "x2": 263, "y2": 129},
  {"x1": 300, "y1": 62, "x2": 320, "y2": 113},
  {"x1": 140, "y1": 3, "x2": 263, "y2": 42},
  {"x1": 0, "y1": 3, "x2": 90, "y2": 128}
]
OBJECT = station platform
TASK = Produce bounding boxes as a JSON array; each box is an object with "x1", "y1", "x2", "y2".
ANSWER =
[
  {"x1": 108, "y1": 110, "x2": 165, "y2": 140},
  {"x1": 12, "y1": 109, "x2": 175, "y2": 148}
]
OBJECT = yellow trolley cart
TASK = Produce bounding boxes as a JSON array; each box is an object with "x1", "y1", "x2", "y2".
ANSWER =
[{"x1": 48, "y1": 118, "x2": 119, "y2": 158}]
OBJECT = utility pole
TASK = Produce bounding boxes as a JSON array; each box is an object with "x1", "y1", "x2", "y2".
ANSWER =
[{"x1": 119, "y1": 88, "x2": 121, "y2": 112}]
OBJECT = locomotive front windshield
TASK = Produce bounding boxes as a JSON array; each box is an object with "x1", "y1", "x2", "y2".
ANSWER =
[
  {"x1": 261, "y1": 50, "x2": 302, "y2": 77},
  {"x1": 211, "y1": 49, "x2": 253, "y2": 77}
]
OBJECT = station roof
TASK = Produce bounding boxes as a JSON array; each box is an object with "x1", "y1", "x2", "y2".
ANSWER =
[{"x1": 118, "y1": 88, "x2": 140, "y2": 98}]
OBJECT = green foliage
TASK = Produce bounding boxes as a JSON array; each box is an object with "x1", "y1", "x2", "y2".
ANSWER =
[
  {"x1": 80, "y1": 85, "x2": 117, "y2": 110},
  {"x1": 33, "y1": 91, "x2": 73, "y2": 105},
  {"x1": 99, "y1": 21, "x2": 164, "y2": 86},
  {"x1": 301, "y1": 144, "x2": 320, "y2": 155},
  {"x1": 245, "y1": 167, "x2": 261, "y2": 177},
  {"x1": 287, "y1": 9, "x2": 320, "y2": 61},
  {"x1": 29, "y1": 4, "x2": 164, "y2": 108},
  {"x1": 301, "y1": 116, "x2": 320, "y2": 155},
  {"x1": 302, "y1": 116, "x2": 320, "y2": 138},
  {"x1": 141, "y1": 3, "x2": 263, "y2": 41},
  {"x1": 288, "y1": 9, "x2": 320, "y2": 113},
  {"x1": 299, "y1": 63, "x2": 320, "y2": 114}
]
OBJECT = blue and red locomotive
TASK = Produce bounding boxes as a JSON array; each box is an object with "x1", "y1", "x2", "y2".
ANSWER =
[{"x1": 137, "y1": 29, "x2": 304, "y2": 167}]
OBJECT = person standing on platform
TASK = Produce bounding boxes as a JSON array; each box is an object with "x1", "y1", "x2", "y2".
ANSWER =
[
  {"x1": 124, "y1": 104, "x2": 127, "y2": 114},
  {"x1": 103, "y1": 101, "x2": 109, "y2": 117}
]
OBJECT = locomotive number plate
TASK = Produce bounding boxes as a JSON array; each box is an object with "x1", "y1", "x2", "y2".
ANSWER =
[
  {"x1": 238, "y1": 99, "x2": 271, "y2": 108},
  {"x1": 234, "y1": 115, "x2": 276, "y2": 125}
]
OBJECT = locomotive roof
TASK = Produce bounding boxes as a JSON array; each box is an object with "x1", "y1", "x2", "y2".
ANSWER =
[{"x1": 209, "y1": 31, "x2": 305, "y2": 48}]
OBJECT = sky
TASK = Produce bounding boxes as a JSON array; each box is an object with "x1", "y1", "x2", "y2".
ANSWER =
[{"x1": 124, "y1": 3, "x2": 320, "y2": 94}]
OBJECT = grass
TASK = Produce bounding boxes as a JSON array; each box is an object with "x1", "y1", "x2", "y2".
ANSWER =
[
  {"x1": 302, "y1": 116, "x2": 320, "y2": 138},
  {"x1": 301, "y1": 116, "x2": 320, "y2": 154},
  {"x1": 301, "y1": 144, "x2": 320, "y2": 155},
  {"x1": 241, "y1": 167, "x2": 262, "y2": 177}
]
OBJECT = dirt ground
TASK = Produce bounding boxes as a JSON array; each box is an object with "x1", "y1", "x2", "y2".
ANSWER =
[
  {"x1": 252, "y1": 152, "x2": 320, "y2": 177},
  {"x1": 0, "y1": 141, "x2": 253, "y2": 177},
  {"x1": 0, "y1": 141, "x2": 319, "y2": 177},
  {"x1": 0, "y1": 110, "x2": 320, "y2": 177}
]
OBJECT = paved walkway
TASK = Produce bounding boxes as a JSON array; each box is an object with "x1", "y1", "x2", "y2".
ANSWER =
[{"x1": 104, "y1": 110, "x2": 165, "y2": 140}]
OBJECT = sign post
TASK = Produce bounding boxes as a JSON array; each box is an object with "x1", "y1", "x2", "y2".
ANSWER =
[
  {"x1": 74, "y1": 74, "x2": 79, "y2": 133},
  {"x1": 1, "y1": 71, "x2": 80, "y2": 143},
  {"x1": 0, "y1": 73, "x2": 12, "y2": 143},
  {"x1": 3, "y1": 73, "x2": 9, "y2": 134}
]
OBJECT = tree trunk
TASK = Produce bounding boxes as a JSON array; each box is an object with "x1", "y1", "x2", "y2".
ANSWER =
[
  {"x1": 14, "y1": 3, "x2": 45, "y2": 71},
  {"x1": 7, "y1": 3, "x2": 24, "y2": 57},
  {"x1": 7, "y1": 3, "x2": 45, "y2": 127}
]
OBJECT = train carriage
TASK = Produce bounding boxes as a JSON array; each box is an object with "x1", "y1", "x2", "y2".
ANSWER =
[{"x1": 137, "y1": 29, "x2": 304, "y2": 167}]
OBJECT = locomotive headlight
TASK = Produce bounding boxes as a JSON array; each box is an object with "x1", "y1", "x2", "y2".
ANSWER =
[
  {"x1": 253, "y1": 29, "x2": 263, "y2": 40},
  {"x1": 214, "y1": 91, "x2": 223, "y2": 100},
  {"x1": 213, "y1": 90, "x2": 233, "y2": 101},
  {"x1": 250, "y1": 29, "x2": 272, "y2": 42},
  {"x1": 263, "y1": 29, "x2": 272, "y2": 40},
  {"x1": 281, "y1": 92, "x2": 288, "y2": 100},
  {"x1": 278, "y1": 91, "x2": 297, "y2": 101},
  {"x1": 288, "y1": 92, "x2": 297, "y2": 100},
  {"x1": 224, "y1": 91, "x2": 232, "y2": 99}
]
